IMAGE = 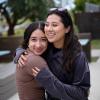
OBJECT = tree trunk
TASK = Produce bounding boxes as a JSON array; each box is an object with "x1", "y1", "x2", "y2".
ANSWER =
[{"x1": 8, "y1": 24, "x2": 15, "y2": 36}]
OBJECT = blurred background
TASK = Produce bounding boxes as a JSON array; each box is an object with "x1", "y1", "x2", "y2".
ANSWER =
[{"x1": 0, "y1": 0, "x2": 100, "y2": 100}]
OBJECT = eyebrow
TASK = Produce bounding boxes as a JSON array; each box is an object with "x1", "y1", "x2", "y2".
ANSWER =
[
  {"x1": 46, "y1": 21, "x2": 59, "y2": 24},
  {"x1": 30, "y1": 36, "x2": 46, "y2": 38}
]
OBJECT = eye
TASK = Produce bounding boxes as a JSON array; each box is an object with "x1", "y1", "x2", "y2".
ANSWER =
[
  {"x1": 30, "y1": 37, "x2": 37, "y2": 42},
  {"x1": 41, "y1": 38, "x2": 47, "y2": 42},
  {"x1": 45, "y1": 22, "x2": 49, "y2": 27},
  {"x1": 52, "y1": 24, "x2": 58, "y2": 27}
]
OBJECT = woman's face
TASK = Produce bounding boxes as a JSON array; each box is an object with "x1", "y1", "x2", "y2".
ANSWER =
[
  {"x1": 45, "y1": 14, "x2": 68, "y2": 48},
  {"x1": 28, "y1": 29, "x2": 48, "y2": 55}
]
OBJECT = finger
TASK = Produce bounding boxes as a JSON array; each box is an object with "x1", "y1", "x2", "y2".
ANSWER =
[
  {"x1": 17, "y1": 58, "x2": 25, "y2": 68},
  {"x1": 32, "y1": 68, "x2": 38, "y2": 77},
  {"x1": 32, "y1": 67, "x2": 40, "y2": 77},
  {"x1": 21, "y1": 55, "x2": 27, "y2": 61},
  {"x1": 23, "y1": 51, "x2": 28, "y2": 55},
  {"x1": 19, "y1": 55, "x2": 27, "y2": 65},
  {"x1": 17, "y1": 62, "x2": 22, "y2": 69},
  {"x1": 20, "y1": 58, "x2": 25, "y2": 66},
  {"x1": 34, "y1": 67, "x2": 40, "y2": 72}
]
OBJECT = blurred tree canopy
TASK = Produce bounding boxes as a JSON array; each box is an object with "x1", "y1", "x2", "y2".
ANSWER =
[
  {"x1": 74, "y1": 0, "x2": 100, "y2": 12},
  {"x1": 0, "y1": 0, "x2": 54, "y2": 36}
]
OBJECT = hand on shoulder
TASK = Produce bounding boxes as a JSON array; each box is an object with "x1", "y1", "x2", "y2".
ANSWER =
[{"x1": 27, "y1": 53, "x2": 48, "y2": 70}]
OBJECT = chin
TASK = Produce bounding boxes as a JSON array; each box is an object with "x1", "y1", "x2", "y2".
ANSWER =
[
  {"x1": 48, "y1": 39, "x2": 55, "y2": 43},
  {"x1": 35, "y1": 52, "x2": 43, "y2": 56}
]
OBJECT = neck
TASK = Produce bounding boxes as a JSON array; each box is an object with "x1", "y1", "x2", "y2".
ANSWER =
[{"x1": 53, "y1": 38, "x2": 64, "y2": 49}]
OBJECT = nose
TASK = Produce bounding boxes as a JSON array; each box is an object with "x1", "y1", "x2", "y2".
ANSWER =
[
  {"x1": 36, "y1": 41, "x2": 42, "y2": 48},
  {"x1": 46, "y1": 25, "x2": 53, "y2": 31}
]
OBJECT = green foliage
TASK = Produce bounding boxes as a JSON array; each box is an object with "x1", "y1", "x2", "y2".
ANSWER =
[
  {"x1": 0, "y1": 0, "x2": 54, "y2": 35},
  {"x1": 90, "y1": 0, "x2": 100, "y2": 4},
  {"x1": 74, "y1": 0, "x2": 85, "y2": 12},
  {"x1": 7, "y1": 0, "x2": 53, "y2": 22},
  {"x1": 74, "y1": 0, "x2": 100, "y2": 12},
  {"x1": 28, "y1": 0, "x2": 48, "y2": 21}
]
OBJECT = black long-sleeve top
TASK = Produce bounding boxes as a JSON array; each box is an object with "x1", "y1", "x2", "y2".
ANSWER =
[{"x1": 36, "y1": 48, "x2": 90, "y2": 100}]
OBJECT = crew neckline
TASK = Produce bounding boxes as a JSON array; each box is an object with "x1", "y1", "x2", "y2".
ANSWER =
[{"x1": 53, "y1": 47, "x2": 62, "y2": 54}]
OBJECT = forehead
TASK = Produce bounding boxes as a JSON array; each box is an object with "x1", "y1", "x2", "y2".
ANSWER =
[
  {"x1": 31, "y1": 29, "x2": 45, "y2": 37},
  {"x1": 46, "y1": 14, "x2": 62, "y2": 23}
]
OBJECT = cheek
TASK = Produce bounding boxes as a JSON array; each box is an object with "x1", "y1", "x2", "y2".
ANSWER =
[
  {"x1": 41, "y1": 42, "x2": 47, "y2": 51},
  {"x1": 28, "y1": 41, "x2": 35, "y2": 48},
  {"x1": 56, "y1": 30, "x2": 65, "y2": 40},
  {"x1": 54, "y1": 27, "x2": 63, "y2": 33},
  {"x1": 42, "y1": 42, "x2": 48, "y2": 49},
  {"x1": 57, "y1": 27, "x2": 66, "y2": 35},
  {"x1": 44, "y1": 27, "x2": 47, "y2": 33}
]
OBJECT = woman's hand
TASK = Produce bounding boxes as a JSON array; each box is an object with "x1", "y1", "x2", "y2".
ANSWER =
[
  {"x1": 32, "y1": 67, "x2": 40, "y2": 77},
  {"x1": 17, "y1": 51, "x2": 28, "y2": 68}
]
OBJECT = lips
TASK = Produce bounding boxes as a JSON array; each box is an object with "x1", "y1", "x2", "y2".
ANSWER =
[
  {"x1": 46, "y1": 33, "x2": 56, "y2": 38},
  {"x1": 36, "y1": 48, "x2": 43, "y2": 53}
]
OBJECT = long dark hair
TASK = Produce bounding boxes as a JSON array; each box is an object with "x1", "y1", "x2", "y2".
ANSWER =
[
  {"x1": 21, "y1": 21, "x2": 49, "y2": 58},
  {"x1": 22, "y1": 21, "x2": 45, "y2": 49},
  {"x1": 47, "y1": 8, "x2": 82, "y2": 72}
]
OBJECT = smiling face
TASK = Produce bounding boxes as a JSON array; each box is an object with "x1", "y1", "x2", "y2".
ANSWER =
[
  {"x1": 28, "y1": 29, "x2": 48, "y2": 55},
  {"x1": 44, "y1": 14, "x2": 69, "y2": 48}
]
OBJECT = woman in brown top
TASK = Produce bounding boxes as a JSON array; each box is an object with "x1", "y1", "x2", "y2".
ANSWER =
[{"x1": 16, "y1": 21, "x2": 48, "y2": 100}]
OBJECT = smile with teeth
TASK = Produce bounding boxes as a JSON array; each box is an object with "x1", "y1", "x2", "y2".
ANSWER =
[{"x1": 47, "y1": 33, "x2": 56, "y2": 37}]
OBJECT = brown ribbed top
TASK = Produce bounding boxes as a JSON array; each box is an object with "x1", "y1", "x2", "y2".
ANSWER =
[{"x1": 16, "y1": 53, "x2": 46, "y2": 100}]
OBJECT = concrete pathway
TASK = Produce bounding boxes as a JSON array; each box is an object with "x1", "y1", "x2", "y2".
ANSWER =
[
  {"x1": 89, "y1": 62, "x2": 100, "y2": 100},
  {"x1": 8, "y1": 93, "x2": 19, "y2": 100},
  {"x1": 88, "y1": 49, "x2": 100, "y2": 100},
  {"x1": 91, "y1": 49, "x2": 100, "y2": 57}
]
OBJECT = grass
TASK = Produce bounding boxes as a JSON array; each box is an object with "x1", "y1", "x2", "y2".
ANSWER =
[
  {"x1": 15, "y1": 28, "x2": 25, "y2": 36},
  {"x1": 91, "y1": 39, "x2": 100, "y2": 49},
  {"x1": 1, "y1": 28, "x2": 25, "y2": 37},
  {"x1": 91, "y1": 57, "x2": 99, "y2": 62}
]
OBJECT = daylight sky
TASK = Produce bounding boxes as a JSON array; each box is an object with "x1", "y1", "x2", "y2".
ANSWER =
[
  {"x1": 0, "y1": 0, "x2": 6, "y2": 3},
  {"x1": 53, "y1": 0, "x2": 75, "y2": 10}
]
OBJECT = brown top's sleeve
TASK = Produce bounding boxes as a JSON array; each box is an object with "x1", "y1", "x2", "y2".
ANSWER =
[
  {"x1": 16, "y1": 52, "x2": 46, "y2": 100},
  {"x1": 25, "y1": 53, "x2": 48, "y2": 76}
]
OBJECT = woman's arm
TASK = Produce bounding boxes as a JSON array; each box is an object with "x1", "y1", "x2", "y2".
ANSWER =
[
  {"x1": 33, "y1": 52, "x2": 90, "y2": 100},
  {"x1": 13, "y1": 47, "x2": 25, "y2": 63},
  {"x1": 25, "y1": 53, "x2": 48, "y2": 76}
]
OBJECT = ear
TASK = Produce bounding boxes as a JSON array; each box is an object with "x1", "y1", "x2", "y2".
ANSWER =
[{"x1": 65, "y1": 26, "x2": 70, "y2": 33}]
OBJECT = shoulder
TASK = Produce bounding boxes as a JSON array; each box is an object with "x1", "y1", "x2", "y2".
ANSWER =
[
  {"x1": 27, "y1": 52, "x2": 43, "y2": 61},
  {"x1": 27, "y1": 52, "x2": 35, "y2": 59},
  {"x1": 73, "y1": 50, "x2": 89, "y2": 72},
  {"x1": 75, "y1": 51, "x2": 87, "y2": 61},
  {"x1": 73, "y1": 50, "x2": 89, "y2": 68},
  {"x1": 26, "y1": 52, "x2": 45, "y2": 65},
  {"x1": 26, "y1": 52, "x2": 36, "y2": 64}
]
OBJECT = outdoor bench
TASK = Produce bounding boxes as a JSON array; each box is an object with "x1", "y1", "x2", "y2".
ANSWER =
[{"x1": 78, "y1": 33, "x2": 91, "y2": 62}]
